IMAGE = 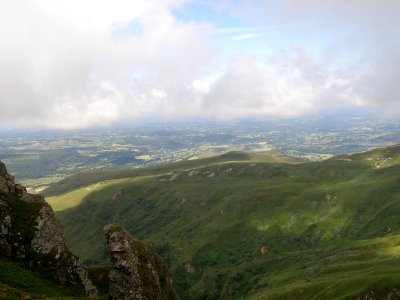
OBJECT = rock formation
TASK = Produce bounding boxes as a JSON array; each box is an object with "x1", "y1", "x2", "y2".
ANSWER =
[
  {"x1": 104, "y1": 224, "x2": 177, "y2": 300},
  {"x1": 0, "y1": 161, "x2": 97, "y2": 297},
  {"x1": 354, "y1": 288, "x2": 400, "y2": 300}
]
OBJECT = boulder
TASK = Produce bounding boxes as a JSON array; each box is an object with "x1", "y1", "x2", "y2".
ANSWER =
[{"x1": 104, "y1": 224, "x2": 177, "y2": 300}]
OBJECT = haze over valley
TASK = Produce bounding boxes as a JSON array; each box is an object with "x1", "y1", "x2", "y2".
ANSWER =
[{"x1": 2, "y1": 111, "x2": 400, "y2": 193}]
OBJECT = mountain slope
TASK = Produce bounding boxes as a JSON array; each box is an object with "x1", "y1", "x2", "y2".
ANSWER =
[
  {"x1": 48, "y1": 145, "x2": 400, "y2": 299},
  {"x1": 43, "y1": 150, "x2": 304, "y2": 197}
]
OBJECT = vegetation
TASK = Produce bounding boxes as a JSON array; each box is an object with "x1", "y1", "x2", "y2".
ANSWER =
[
  {"x1": 0, "y1": 190, "x2": 44, "y2": 243},
  {"x1": 87, "y1": 265, "x2": 110, "y2": 296},
  {"x1": 44, "y1": 145, "x2": 400, "y2": 299},
  {"x1": 43, "y1": 150, "x2": 303, "y2": 197},
  {"x1": 0, "y1": 258, "x2": 73, "y2": 299}
]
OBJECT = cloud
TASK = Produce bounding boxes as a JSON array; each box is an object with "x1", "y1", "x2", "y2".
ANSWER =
[
  {"x1": 230, "y1": 33, "x2": 264, "y2": 41},
  {"x1": 202, "y1": 51, "x2": 355, "y2": 119},
  {"x1": 0, "y1": 0, "x2": 213, "y2": 129},
  {"x1": 0, "y1": 0, "x2": 399, "y2": 129},
  {"x1": 353, "y1": 38, "x2": 400, "y2": 115},
  {"x1": 224, "y1": 0, "x2": 400, "y2": 28},
  {"x1": 218, "y1": 0, "x2": 400, "y2": 114}
]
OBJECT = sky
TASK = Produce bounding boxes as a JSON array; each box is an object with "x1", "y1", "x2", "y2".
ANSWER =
[{"x1": 0, "y1": 0, "x2": 399, "y2": 129}]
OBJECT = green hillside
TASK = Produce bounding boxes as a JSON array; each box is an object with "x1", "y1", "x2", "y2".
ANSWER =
[
  {"x1": 43, "y1": 150, "x2": 304, "y2": 197},
  {"x1": 48, "y1": 145, "x2": 400, "y2": 299}
]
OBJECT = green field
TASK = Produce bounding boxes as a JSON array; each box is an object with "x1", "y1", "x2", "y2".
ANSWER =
[{"x1": 43, "y1": 145, "x2": 400, "y2": 299}]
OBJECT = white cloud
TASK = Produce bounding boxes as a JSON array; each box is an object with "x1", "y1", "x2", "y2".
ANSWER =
[
  {"x1": 215, "y1": 0, "x2": 400, "y2": 115},
  {"x1": 0, "y1": 0, "x2": 213, "y2": 129},
  {"x1": 0, "y1": 0, "x2": 399, "y2": 129},
  {"x1": 231, "y1": 33, "x2": 264, "y2": 41},
  {"x1": 202, "y1": 52, "x2": 355, "y2": 119}
]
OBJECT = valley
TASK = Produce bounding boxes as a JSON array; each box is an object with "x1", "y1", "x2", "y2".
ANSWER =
[
  {"x1": 2, "y1": 113, "x2": 400, "y2": 193},
  {"x1": 45, "y1": 145, "x2": 400, "y2": 299}
]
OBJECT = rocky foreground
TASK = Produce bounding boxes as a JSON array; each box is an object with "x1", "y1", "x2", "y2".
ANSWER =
[
  {"x1": 0, "y1": 160, "x2": 176, "y2": 299},
  {"x1": 0, "y1": 161, "x2": 98, "y2": 296}
]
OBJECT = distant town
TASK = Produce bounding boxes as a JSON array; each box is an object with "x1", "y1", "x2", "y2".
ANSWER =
[{"x1": 1, "y1": 111, "x2": 400, "y2": 191}]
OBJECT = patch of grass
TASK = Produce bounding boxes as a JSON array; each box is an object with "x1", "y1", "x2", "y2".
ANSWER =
[
  {"x1": 87, "y1": 265, "x2": 110, "y2": 296},
  {"x1": 0, "y1": 258, "x2": 72, "y2": 297},
  {"x1": 47, "y1": 179, "x2": 134, "y2": 212}
]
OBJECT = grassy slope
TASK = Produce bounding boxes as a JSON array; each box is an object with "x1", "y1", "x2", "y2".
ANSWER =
[
  {"x1": 0, "y1": 258, "x2": 110, "y2": 300},
  {"x1": 48, "y1": 146, "x2": 400, "y2": 299},
  {"x1": 43, "y1": 151, "x2": 304, "y2": 197},
  {"x1": 0, "y1": 258, "x2": 75, "y2": 299}
]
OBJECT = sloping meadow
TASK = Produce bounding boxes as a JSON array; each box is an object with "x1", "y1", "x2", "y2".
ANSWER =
[{"x1": 49, "y1": 146, "x2": 400, "y2": 299}]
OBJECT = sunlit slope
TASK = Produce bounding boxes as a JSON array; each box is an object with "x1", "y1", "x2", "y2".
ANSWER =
[
  {"x1": 50, "y1": 145, "x2": 400, "y2": 299},
  {"x1": 333, "y1": 144, "x2": 400, "y2": 168},
  {"x1": 43, "y1": 150, "x2": 304, "y2": 197}
]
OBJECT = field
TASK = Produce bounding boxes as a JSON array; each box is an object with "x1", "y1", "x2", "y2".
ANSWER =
[{"x1": 44, "y1": 145, "x2": 400, "y2": 299}]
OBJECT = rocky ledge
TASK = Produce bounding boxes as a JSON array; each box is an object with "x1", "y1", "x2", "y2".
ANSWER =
[
  {"x1": 104, "y1": 224, "x2": 177, "y2": 300},
  {"x1": 0, "y1": 161, "x2": 97, "y2": 297}
]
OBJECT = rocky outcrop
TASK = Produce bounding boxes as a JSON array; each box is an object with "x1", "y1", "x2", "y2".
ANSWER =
[
  {"x1": 0, "y1": 161, "x2": 97, "y2": 297},
  {"x1": 354, "y1": 288, "x2": 400, "y2": 300},
  {"x1": 0, "y1": 161, "x2": 15, "y2": 194},
  {"x1": 104, "y1": 224, "x2": 177, "y2": 300}
]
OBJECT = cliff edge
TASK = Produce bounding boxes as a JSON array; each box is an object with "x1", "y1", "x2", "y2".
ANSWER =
[{"x1": 0, "y1": 161, "x2": 97, "y2": 297}]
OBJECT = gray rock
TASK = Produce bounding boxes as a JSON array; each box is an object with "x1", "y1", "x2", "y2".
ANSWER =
[
  {"x1": 1, "y1": 215, "x2": 11, "y2": 236},
  {"x1": 0, "y1": 160, "x2": 98, "y2": 297},
  {"x1": 31, "y1": 205, "x2": 66, "y2": 254},
  {"x1": 0, "y1": 161, "x2": 7, "y2": 177},
  {"x1": 20, "y1": 190, "x2": 45, "y2": 203},
  {"x1": 353, "y1": 288, "x2": 400, "y2": 299},
  {"x1": 0, "y1": 162, "x2": 15, "y2": 193},
  {"x1": 0, "y1": 176, "x2": 9, "y2": 193},
  {"x1": 104, "y1": 224, "x2": 177, "y2": 300},
  {"x1": 184, "y1": 263, "x2": 196, "y2": 274}
]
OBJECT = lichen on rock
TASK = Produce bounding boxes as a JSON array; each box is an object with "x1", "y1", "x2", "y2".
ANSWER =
[{"x1": 104, "y1": 224, "x2": 177, "y2": 300}]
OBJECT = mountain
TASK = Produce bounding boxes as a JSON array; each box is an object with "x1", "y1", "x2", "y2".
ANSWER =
[
  {"x1": 0, "y1": 161, "x2": 175, "y2": 299},
  {"x1": 46, "y1": 145, "x2": 400, "y2": 299}
]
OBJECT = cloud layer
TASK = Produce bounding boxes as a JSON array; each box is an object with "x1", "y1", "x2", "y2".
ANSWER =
[{"x1": 0, "y1": 0, "x2": 399, "y2": 128}]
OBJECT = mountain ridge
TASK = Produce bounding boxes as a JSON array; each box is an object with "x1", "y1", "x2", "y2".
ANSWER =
[{"x1": 42, "y1": 149, "x2": 305, "y2": 197}]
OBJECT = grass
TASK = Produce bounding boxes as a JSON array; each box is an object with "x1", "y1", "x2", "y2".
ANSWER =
[
  {"x1": 47, "y1": 179, "x2": 135, "y2": 212},
  {"x1": 42, "y1": 150, "x2": 304, "y2": 197},
  {"x1": 0, "y1": 249, "x2": 110, "y2": 299},
  {"x1": 43, "y1": 145, "x2": 400, "y2": 299},
  {"x1": 0, "y1": 258, "x2": 73, "y2": 298}
]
